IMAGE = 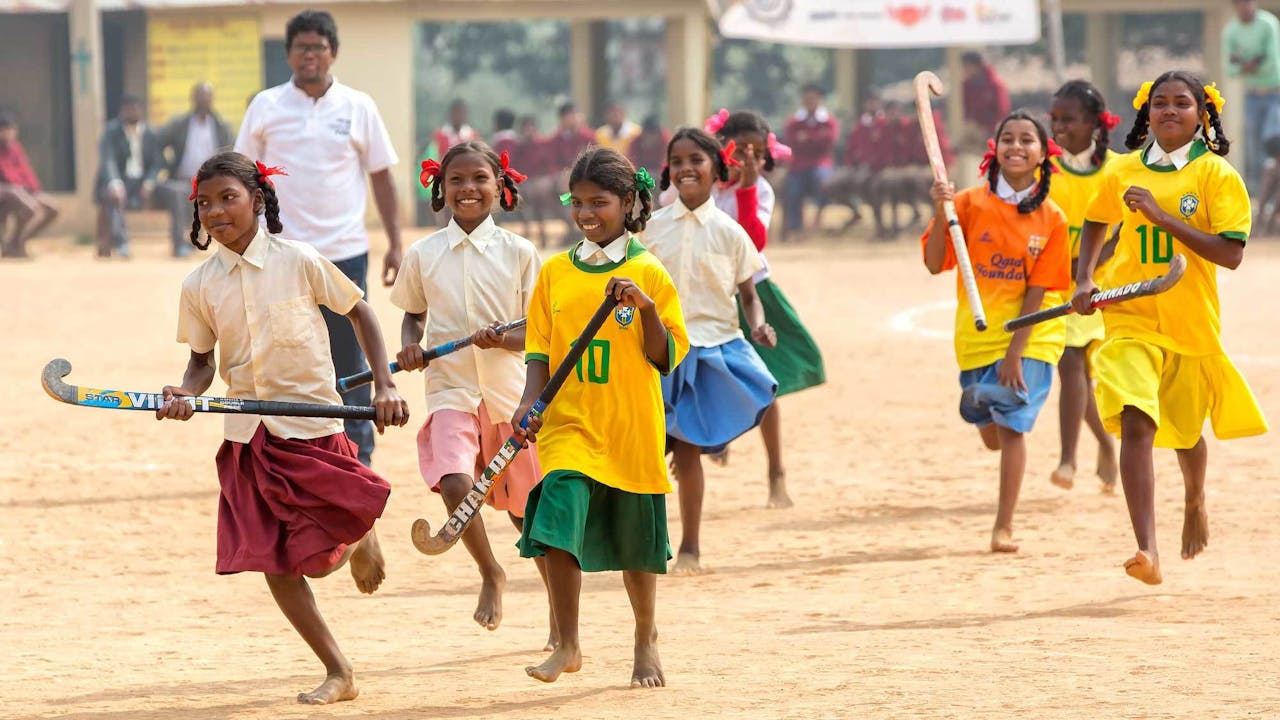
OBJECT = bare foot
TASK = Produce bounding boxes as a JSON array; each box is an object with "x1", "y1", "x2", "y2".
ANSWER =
[
  {"x1": 349, "y1": 529, "x2": 386, "y2": 595},
  {"x1": 670, "y1": 551, "x2": 706, "y2": 575},
  {"x1": 543, "y1": 631, "x2": 560, "y2": 652},
  {"x1": 526, "y1": 645, "x2": 582, "y2": 683},
  {"x1": 766, "y1": 470, "x2": 793, "y2": 509},
  {"x1": 630, "y1": 632, "x2": 665, "y2": 688},
  {"x1": 1049, "y1": 463, "x2": 1075, "y2": 490},
  {"x1": 1097, "y1": 444, "x2": 1118, "y2": 493},
  {"x1": 1124, "y1": 550, "x2": 1163, "y2": 585},
  {"x1": 474, "y1": 569, "x2": 506, "y2": 631},
  {"x1": 707, "y1": 447, "x2": 730, "y2": 467},
  {"x1": 297, "y1": 671, "x2": 359, "y2": 705},
  {"x1": 990, "y1": 527, "x2": 1019, "y2": 553},
  {"x1": 1182, "y1": 500, "x2": 1209, "y2": 560}
]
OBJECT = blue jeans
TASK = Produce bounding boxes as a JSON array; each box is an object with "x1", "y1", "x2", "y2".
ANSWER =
[
  {"x1": 1245, "y1": 90, "x2": 1280, "y2": 191},
  {"x1": 323, "y1": 252, "x2": 375, "y2": 466},
  {"x1": 781, "y1": 166, "x2": 834, "y2": 233}
]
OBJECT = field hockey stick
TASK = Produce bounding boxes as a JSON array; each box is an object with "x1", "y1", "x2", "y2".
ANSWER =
[
  {"x1": 410, "y1": 294, "x2": 620, "y2": 556},
  {"x1": 1004, "y1": 254, "x2": 1186, "y2": 331},
  {"x1": 42, "y1": 358, "x2": 377, "y2": 419},
  {"x1": 337, "y1": 317, "x2": 528, "y2": 392},
  {"x1": 914, "y1": 70, "x2": 987, "y2": 332}
]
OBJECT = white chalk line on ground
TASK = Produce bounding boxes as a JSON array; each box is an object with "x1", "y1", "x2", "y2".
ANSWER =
[{"x1": 888, "y1": 299, "x2": 1280, "y2": 366}]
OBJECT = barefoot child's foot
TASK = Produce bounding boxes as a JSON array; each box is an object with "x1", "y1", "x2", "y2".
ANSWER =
[
  {"x1": 1097, "y1": 445, "x2": 1118, "y2": 493},
  {"x1": 670, "y1": 551, "x2": 706, "y2": 575},
  {"x1": 297, "y1": 671, "x2": 359, "y2": 705},
  {"x1": 349, "y1": 529, "x2": 386, "y2": 595},
  {"x1": 1050, "y1": 463, "x2": 1075, "y2": 490},
  {"x1": 630, "y1": 632, "x2": 665, "y2": 688},
  {"x1": 1124, "y1": 550, "x2": 1163, "y2": 585},
  {"x1": 526, "y1": 645, "x2": 582, "y2": 683},
  {"x1": 474, "y1": 568, "x2": 507, "y2": 631},
  {"x1": 766, "y1": 470, "x2": 793, "y2": 509},
  {"x1": 990, "y1": 527, "x2": 1019, "y2": 553},
  {"x1": 1182, "y1": 500, "x2": 1209, "y2": 560}
]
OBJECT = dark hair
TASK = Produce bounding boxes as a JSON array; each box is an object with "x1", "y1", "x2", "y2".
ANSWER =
[
  {"x1": 961, "y1": 51, "x2": 984, "y2": 66},
  {"x1": 426, "y1": 140, "x2": 520, "y2": 213},
  {"x1": 449, "y1": 98, "x2": 467, "y2": 113},
  {"x1": 119, "y1": 94, "x2": 142, "y2": 107},
  {"x1": 716, "y1": 110, "x2": 775, "y2": 171},
  {"x1": 659, "y1": 127, "x2": 730, "y2": 190},
  {"x1": 0, "y1": 112, "x2": 15, "y2": 129},
  {"x1": 801, "y1": 83, "x2": 825, "y2": 96},
  {"x1": 518, "y1": 114, "x2": 538, "y2": 129},
  {"x1": 493, "y1": 108, "x2": 515, "y2": 132},
  {"x1": 568, "y1": 147, "x2": 652, "y2": 233},
  {"x1": 1053, "y1": 79, "x2": 1112, "y2": 167},
  {"x1": 641, "y1": 114, "x2": 661, "y2": 133},
  {"x1": 557, "y1": 101, "x2": 576, "y2": 117},
  {"x1": 286, "y1": 9, "x2": 339, "y2": 54},
  {"x1": 1125, "y1": 70, "x2": 1230, "y2": 156},
  {"x1": 188, "y1": 151, "x2": 283, "y2": 250},
  {"x1": 985, "y1": 110, "x2": 1054, "y2": 214}
]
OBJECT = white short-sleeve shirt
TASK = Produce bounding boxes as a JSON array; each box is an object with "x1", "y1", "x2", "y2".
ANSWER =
[
  {"x1": 642, "y1": 198, "x2": 763, "y2": 347},
  {"x1": 389, "y1": 216, "x2": 541, "y2": 420},
  {"x1": 235, "y1": 78, "x2": 398, "y2": 262},
  {"x1": 712, "y1": 177, "x2": 775, "y2": 282},
  {"x1": 176, "y1": 229, "x2": 365, "y2": 443}
]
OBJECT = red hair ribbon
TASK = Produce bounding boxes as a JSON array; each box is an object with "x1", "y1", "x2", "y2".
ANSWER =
[
  {"x1": 255, "y1": 161, "x2": 288, "y2": 188},
  {"x1": 420, "y1": 158, "x2": 441, "y2": 189},
  {"x1": 977, "y1": 138, "x2": 997, "y2": 176},
  {"x1": 498, "y1": 150, "x2": 527, "y2": 206},
  {"x1": 187, "y1": 175, "x2": 199, "y2": 201},
  {"x1": 720, "y1": 139, "x2": 742, "y2": 168},
  {"x1": 704, "y1": 108, "x2": 730, "y2": 134},
  {"x1": 1046, "y1": 138, "x2": 1064, "y2": 174},
  {"x1": 767, "y1": 132, "x2": 792, "y2": 162},
  {"x1": 1099, "y1": 111, "x2": 1121, "y2": 131}
]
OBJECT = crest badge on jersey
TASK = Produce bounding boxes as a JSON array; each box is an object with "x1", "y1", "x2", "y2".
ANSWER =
[
  {"x1": 614, "y1": 305, "x2": 635, "y2": 328},
  {"x1": 1027, "y1": 233, "x2": 1046, "y2": 258},
  {"x1": 1179, "y1": 193, "x2": 1200, "y2": 219}
]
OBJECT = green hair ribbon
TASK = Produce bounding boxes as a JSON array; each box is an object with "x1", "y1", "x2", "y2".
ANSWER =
[
  {"x1": 559, "y1": 192, "x2": 572, "y2": 206},
  {"x1": 634, "y1": 167, "x2": 655, "y2": 191}
]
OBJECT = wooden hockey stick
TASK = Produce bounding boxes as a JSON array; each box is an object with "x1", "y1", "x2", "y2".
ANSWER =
[
  {"x1": 42, "y1": 358, "x2": 377, "y2": 419},
  {"x1": 337, "y1": 317, "x2": 528, "y2": 392},
  {"x1": 914, "y1": 70, "x2": 988, "y2": 331},
  {"x1": 1004, "y1": 254, "x2": 1187, "y2": 331},
  {"x1": 410, "y1": 294, "x2": 620, "y2": 556}
]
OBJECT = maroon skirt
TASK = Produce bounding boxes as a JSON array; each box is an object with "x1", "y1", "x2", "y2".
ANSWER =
[{"x1": 215, "y1": 425, "x2": 391, "y2": 576}]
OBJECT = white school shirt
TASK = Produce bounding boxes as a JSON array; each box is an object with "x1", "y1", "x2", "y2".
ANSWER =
[
  {"x1": 712, "y1": 176, "x2": 775, "y2": 283},
  {"x1": 576, "y1": 235, "x2": 629, "y2": 265},
  {"x1": 1144, "y1": 136, "x2": 1198, "y2": 170},
  {"x1": 178, "y1": 114, "x2": 220, "y2": 180},
  {"x1": 642, "y1": 198, "x2": 763, "y2": 347},
  {"x1": 389, "y1": 216, "x2": 541, "y2": 419},
  {"x1": 995, "y1": 173, "x2": 1035, "y2": 205},
  {"x1": 176, "y1": 228, "x2": 365, "y2": 443},
  {"x1": 235, "y1": 78, "x2": 398, "y2": 262}
]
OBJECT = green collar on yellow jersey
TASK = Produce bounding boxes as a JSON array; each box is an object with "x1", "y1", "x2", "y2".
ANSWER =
[
  {"x1": 1141, "y1": 138, "x2": 1209, "y2": 173},
  {"x1": 1054, "y1": 154, "x2": 1107, "y2": 177},
  {"x1": 569, "y1": 235, "x2": 647, "y2": 273}
]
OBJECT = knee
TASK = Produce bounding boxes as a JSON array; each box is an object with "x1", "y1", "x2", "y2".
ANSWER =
[
  {"x1": 438, "y1": 473, "x2": 472, "y2": 502},
  {"x1": 1120, "y1": 407, "x2": 1156, "y2": 441}
]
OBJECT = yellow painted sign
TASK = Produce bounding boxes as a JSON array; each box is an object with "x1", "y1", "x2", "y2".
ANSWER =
[{"x1": 147, "y1": 15, "x2": 262, "y2": 132}]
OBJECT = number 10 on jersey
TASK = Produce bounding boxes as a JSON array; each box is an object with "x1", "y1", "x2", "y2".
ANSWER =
[{"x1": 1136, "y1": 225, "x2": 1174, "y2": 264}]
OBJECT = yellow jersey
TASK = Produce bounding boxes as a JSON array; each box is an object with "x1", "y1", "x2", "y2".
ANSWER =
[
  {"x1": 1084, "y1": 140, "x2": 1250, "y2": 356},
  {"x1": 1050, "y1": 149, "x2": 1121, "y2": 262},
  {"x1": 525, "y1": 237, "x2": 689, "y2": 495}
]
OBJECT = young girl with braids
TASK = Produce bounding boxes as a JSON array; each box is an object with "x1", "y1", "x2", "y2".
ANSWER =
[
  {"x1": 1074, "y1": 71, "x2": 1268, "y2": 585},
  {"x1": 922, "y1": 111, "x2": 1071, "y2": 554},
  {"x1": 1047, "y1": 80, "x2": 1122, "y2": 493},
  {"x1": 157, "y1": 151, "x2": 410, "y2": 704},
  {"x1": 706, "y1": 109, "x2": 826, "y2": 509},
  {"x1": 389, "y1": 140, "x2": 553, "y2": 642},
  {"x1": 515, "y1": 147, "x2": 689, "y2": 688},
  {"x1": 644, "y1": 127, "x2": 777, "y2": 575}
]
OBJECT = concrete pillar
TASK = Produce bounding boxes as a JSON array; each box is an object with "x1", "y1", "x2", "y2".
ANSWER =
[
  {"x1": 589, "y1": 21, "x2": 609, "y2": 125},
  {"x1": 944, "y1": 46, "x2": 965, "y2": 143},
  {"x1": 570, "y1": 20, "x2": 593, "y2": 119},
  {"x1": 1202, "y1": 5, "x2": 1245, "y2": 171},
  {"x1": 68, "y1": 0, "x2": 105, "y2": 233},
  {"x1": 834, "y1": 48, "x2": 858, "y2": 117},
  {"x1": 664, "y1": 8, "x2": 710, "y2": 127},
  {"x1": 1085, "y1": 12, "x2": 1119, "y2": 112}
]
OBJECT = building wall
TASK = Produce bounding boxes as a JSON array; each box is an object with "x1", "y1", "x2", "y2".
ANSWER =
[{"x1": 0, "y1": 12, "x2": 75, "y2": 191}]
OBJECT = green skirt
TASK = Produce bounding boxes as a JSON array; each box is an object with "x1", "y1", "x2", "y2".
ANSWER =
[
  {"x1": 738, "y1": 278, "x2": 825, "y2": 396},
  {"x1": 517, "y1": 470, "x2": 671, "y2": 574}
]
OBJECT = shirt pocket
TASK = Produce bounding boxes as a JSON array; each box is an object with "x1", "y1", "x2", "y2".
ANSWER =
[
  {"x1": 268, "y1": 296, "x2": 316, "y2": 348},
  {"x1": 697, "y1": 252, "x2": 735, "y2": 294}
]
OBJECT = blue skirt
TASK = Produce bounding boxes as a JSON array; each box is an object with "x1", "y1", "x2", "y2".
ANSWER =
[
  {"x1": 957, "y1": 358, "x2": 1054, "y2": 434},
  {"x1": 662, "y1": 338, "x2": 778, "y2": 452}
]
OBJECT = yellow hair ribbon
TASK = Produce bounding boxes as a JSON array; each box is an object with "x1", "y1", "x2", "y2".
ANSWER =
[
  {"x1": 1132, "y1": 81, "x2": 1154, "y2": 110},
  {"x1": 1203, "y1": 82, "x2": 1225, "y2": 113}
]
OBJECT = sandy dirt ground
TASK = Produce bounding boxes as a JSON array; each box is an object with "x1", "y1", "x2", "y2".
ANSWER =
[{"x1": 3, "y1": 224, "x2": 1279, "y2": 720}]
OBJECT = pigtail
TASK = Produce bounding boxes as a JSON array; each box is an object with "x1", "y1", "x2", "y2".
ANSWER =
[
  {"x1": 659, "y1": 165, "x2": 672, "y2": 191},
  {"x1": 429, "y1": 177, "x2": 446, "y2": 213},
  {"x1": 1093, "y1": 122, "x2": 1110, "y2": 166},
  {"x1": 1018, "y1": 158, "x2": 1053, "y2": 214},
  {"x1": 625, "y1": 187, "x2": 653, "y2": 233},
  {"x1": 1125, "y1": 103, "x2": 1151, "y2": 151},
  {"x1": 189, "y1": 205, "x2": 210, "y2": 250},
  {"x1": 499, "y1": 173, "x2": 521, "y2": 211},
  {"x1": 1205, "y1": 103, "x2": 1231, "y2": 156},
  {"x1": 261, "y1": 183, "x2": 284, "y2": 234},
  {"x1": 713, "y1": 152, "x2": 730, "y2": 183},
  {"x1": 985, "y1": 158, "x2": 1001, "y2": 196}
]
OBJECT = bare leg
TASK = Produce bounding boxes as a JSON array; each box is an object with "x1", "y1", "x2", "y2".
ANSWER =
[
  {"x1": 759, "y1": 402, "x2": 792, "y2": 508},
  {"x1": 440, "y1": 473, "x2": 506, "y2": 630},
  {"x1": 264, "y1": 573, "x2": 359, "y2": 705},
  {"x1": 95, "y1": 203, "x2": 113, "y2": 258},
  {"x1": 1176, "y1": 436, "x2": 1209, "y2": 560},
  {"x1": 22, "y1": 198, "x2": 59, "y2": 244},
  {"x1": 991, "y1": 426, "x2": 1024, "y2": 553},
  {"x1": 671, "y1": 440, "x2": 705, "y2": 575},
  {"x1": 623, "y1": 571, "x2": 664, "y2": 688},
  {"x1": 526, "y1": 548, "x2": 583, "y2": 682},
  {"x1": 510, "y1": 512, "x2": 558, "y2": 650},
  {"x1": 1, "y1": 193, "x2": 35, "y2": 257},
  {"x1": 1081, "y1": 358, "x2": 1118, "y2": 491},
  {"x1": 978, "y1": 423, "x2": 1001, "y2": 451},
  {"x1": 1052, "y1": 347, "x2": 1088, "y2": 489},
  {"x1": 1119, "y1": 407, "x2": 1162, "y2": 584}
]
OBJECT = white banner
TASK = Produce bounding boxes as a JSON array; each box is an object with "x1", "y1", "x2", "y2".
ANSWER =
[{"x1": 713, "y1": 0, "x2": 1042, "y2": 49}]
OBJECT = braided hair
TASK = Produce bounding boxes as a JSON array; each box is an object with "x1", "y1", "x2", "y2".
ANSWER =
[
  {"x1": 659, "y1": 127, "x2": 731, "y2": 190},
  {"x1": 568, "y1": 147, "x2": 653, "y2": 233},
  {"x1": 1052, "y1": 79, "x2": 1112, "y2": 167},
  {"x1": 985, "y1": 110, "x2": 1054, "y2": 214},
  {"x1": 1125, "y1": 70, "x2": 1230, "y2": 156},
  {"x1": 188, "y1": 151, "x2": 283, "y2": 251},
  {"x1": 717, "y1": 111, "x2": 775, "y2": 171},
  {"x1": 426, "y1": 140, "x2": 521, "y2": 213}
]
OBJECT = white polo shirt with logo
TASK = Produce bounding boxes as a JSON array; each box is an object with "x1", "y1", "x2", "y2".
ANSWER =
[{"x1": 235, "y1": 78, "x2": 398, "y2": 262}]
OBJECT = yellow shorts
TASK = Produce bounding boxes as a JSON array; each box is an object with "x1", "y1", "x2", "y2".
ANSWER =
[
  {"x1": 1064, "y1": 309, "x2": 1105, "y2": 349},
  {"x1": 1093, "y1": 337, "x2": 1269, "y2": 449}
]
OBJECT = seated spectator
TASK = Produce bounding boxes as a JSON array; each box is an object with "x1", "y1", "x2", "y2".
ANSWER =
[
  {"x1": 595, "y1": 102, "x2": 641, "y2": 155},
  {"x1": 550, "y1": 101, "x2": 596, "y2": 244},
  {"x1": 822, "y1": 93, "x2": 882, "y2": 232},
  {"x1": 95, "y1": 95, "x2": 163, "y2": 259},
  {"x1": 781, "y1": 83, "x2": 840, "y2": 241},
  {"x1": 628, "y1": 114, "x2": 670, "y2": 205},
  {"x1": 878, "y1": 101, "x2": 953, "y2": 238},
  {"x1": 490, "y1": 108, "x2": 518, "y2": 157},
  {"x1": 0, "y1": 112, "x2": 58, "y2": 258},
  {"x1": 511, "y1": 114, "x2": 558, "y2": 247}
]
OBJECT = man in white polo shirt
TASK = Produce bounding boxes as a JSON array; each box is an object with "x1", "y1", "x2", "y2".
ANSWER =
[{"x1": 236, "y1": 8, "x2": 402, "y2": 466}]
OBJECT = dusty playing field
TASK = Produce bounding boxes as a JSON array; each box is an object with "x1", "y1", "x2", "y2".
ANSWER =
[{"x1": 3, "y1": 228, "x2": 1279, "y2": 719}]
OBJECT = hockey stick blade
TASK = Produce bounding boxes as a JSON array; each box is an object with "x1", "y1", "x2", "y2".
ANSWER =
[{"x1": 1003, "y1": 254, "x2": 1187, "y2": 332}]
